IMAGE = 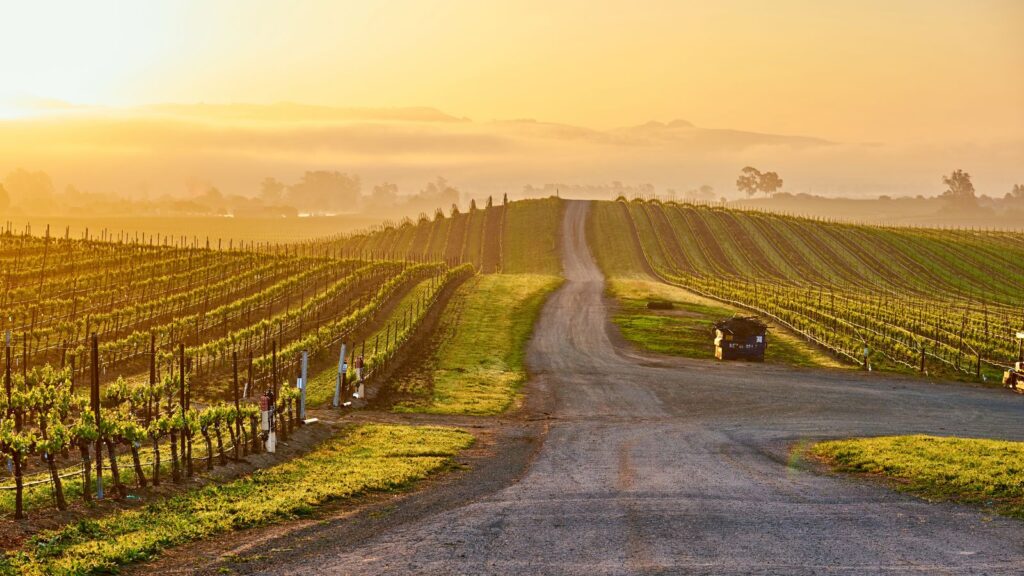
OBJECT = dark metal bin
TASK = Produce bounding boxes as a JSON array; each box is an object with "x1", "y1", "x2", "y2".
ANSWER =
[{"x1": 713, "y1": 316, "x2": 767, "y2": 361}]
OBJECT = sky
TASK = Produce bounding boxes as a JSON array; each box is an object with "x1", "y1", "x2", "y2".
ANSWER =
[{"x1": 0, "y1": 0, "x2": 1021, "y2": 202}]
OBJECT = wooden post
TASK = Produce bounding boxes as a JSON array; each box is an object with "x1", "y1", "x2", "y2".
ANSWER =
[
  {"x1": 300, "y1": 350, "x2": 308, "y2": 421},
  {"x1": 91, "y1": 333, "x2": 103, "y2": 500},
  {"x1": 245, "y1": 351, "x2": 253, "y2": 398},
  {"x1": 148, "y1": 331, "x2": 156, "y2": 425},
  {"x1": 179, "y1": 343, "x2": 190, "y2": 478},
  {"x1": 69, "y1": 355, "x2": 75, "y2": 395},
  {"x1": 272, "y1": 341, "x2": 278, "y2": 398},
  {"x1": 233, "y1": 350, "x2": 240, "y2": 459},
  {"x1": 4, "y1": 332, "x2": 25, "y2": 518},
  {"x1": 4, "y1": 332, "x2": 10, "y2": 416}
]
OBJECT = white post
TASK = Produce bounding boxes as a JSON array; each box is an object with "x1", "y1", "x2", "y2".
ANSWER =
[
  {"x1": 333, "y1": 343, "x2": 346, "y2": 408},
  {"x1": 300, "y1": 350, "x2": 308, "y2": 420}
]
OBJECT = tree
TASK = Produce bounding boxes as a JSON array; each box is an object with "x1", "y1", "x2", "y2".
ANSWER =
[
  {"x1": 0, "y1": 183, "x2": 8, "y2": 211},
  {"x1": 940, "y1": 169, "x2": 976, "y2": 206},
  {"x1": 3, "y1": 168, "x2": 55, "y2": 213},
  {"x1": 420, "y1": 177, "x2": 460, "y2": 205},
  {"x1": 197, "y1": 187, "x2": 226, "y2": 214},
  {"x1": 684, "y1": 185, "x2": 715, "y2": 202},
  {"x1": 287, "y1": 171, "x2": 361, "y2": 213},
  {"x1": 758, "y1": 171, "x2": 783, "y2": 196},
  {"x1": 367, "y1": 182, "x2": 399, "y2": 211},
  {"x1": 1005, "y1": 184, "x2": 1024, "y2": 202},
  {"x1": 259, "y1": 177, "x2": 286, "y2": 205},
  {"x1": 736, "y1": 167, "x2": 762, "y2": 197}
]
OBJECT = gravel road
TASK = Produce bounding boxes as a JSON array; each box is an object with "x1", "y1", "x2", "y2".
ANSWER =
[{"x1": 267, "y1": 200, "x2": 1024, "y2": 575}]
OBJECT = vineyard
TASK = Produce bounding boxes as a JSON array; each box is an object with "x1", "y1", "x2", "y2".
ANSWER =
[
  {"x1": 317, "y1": 196, "x2": 563, "y2": 275},
  {"x1": 591, "y1": 199, "x2": 1024, "y2": 379},
  {"x1": 0, "y1": 225, "x2": 473, "y2": 523}
]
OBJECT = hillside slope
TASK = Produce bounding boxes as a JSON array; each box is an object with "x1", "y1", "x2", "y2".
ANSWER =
[
  {"x1": 591, "y1": 199, "x2": 1024, "y2": 379},
  {"x1": 322, "y1": 197, "x2": 563, "y2": 275}
]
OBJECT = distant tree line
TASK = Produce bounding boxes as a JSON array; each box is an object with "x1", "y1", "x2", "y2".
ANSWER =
[{"x1": 0, "y1": 168, "x2": 467, "y2": 219}]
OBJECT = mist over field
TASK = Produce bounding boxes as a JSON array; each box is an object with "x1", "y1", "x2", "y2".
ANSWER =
[
  {"x1": 1, "y1": 0, "x2": 1021, "y2": 228},
  {"x1": 1, "y1": 101, "x2": 1021, "y2": 228}
]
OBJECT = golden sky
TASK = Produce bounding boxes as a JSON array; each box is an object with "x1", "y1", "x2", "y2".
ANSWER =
[
  {"x1": 2, "y1": 0, "x2": 1021, "y2": 143},
  {"x1": 0, "y1": 0, "x2": 1021, "y2": 202}
]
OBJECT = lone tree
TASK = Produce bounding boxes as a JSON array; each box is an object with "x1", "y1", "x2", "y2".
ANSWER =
[
  {"x1": 736, "y1": 167, "x2": 783, "y2": 197},
  {"x1": 758, "y1": 171, "x2": 783, "y2": 196},
  {"x1": 736, "y1": 167, "x2": 761, "y2": 197},
  {"x1": 940, "y1": 169, "x2": 977, "y2": 206}
]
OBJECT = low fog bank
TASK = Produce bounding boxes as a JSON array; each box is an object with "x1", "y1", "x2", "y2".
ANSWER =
[{"x1": 0, "y1": 103, "x2": 1020, "y2": 230}]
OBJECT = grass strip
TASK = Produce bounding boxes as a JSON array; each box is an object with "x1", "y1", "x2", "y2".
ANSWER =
[
  {"x1": 501, "y1": 197, "x2": 563, "y2": 275},
  {"x1": 813, "y1": 435, "x2": 1024, "y2": 519},
  {"x1": 394, "y1": 274, "x2": 562, "y2": 415},
  {"x1": 608, "y1": 278, "x2": 841, "y2": 368},
  {"x1": 2, "y1": 424, "x2": 473, "y2": 576}
]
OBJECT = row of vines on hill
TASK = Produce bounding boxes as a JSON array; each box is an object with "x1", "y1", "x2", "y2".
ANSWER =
[
  {"x1": 1, "y1": 224, "x2": 478, "y2": 518},
  {"x1": 617, "y1": 199, "x2": 1024, "y2": 378},
  {"x1": 307, "y1": 195, "x2": 509, "y2": 270}
]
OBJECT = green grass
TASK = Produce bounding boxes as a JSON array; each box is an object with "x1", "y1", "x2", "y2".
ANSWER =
[
  {"x1": 394, "y1": 274, "x2": 562, "y2": 415},
  {"x1": 1, "y1": 424, "x2": 473, "y2": 576},
  {"x1": 586, "y1": 201, "x2": 649, "y2": 277},
  {"x1": 502, "y1": 197, "x2": 563, "y2": 275},
  {"x1": 813, "y1": 435, "x2": 1024, "y2": 520},
  {"x1": 608, "y1": 278, "x2": 842, "y2": 369}
]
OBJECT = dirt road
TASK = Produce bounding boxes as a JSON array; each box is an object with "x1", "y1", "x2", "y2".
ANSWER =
[{"x1": 259, "y1": 200, "x2": 1024, "y2": 575}]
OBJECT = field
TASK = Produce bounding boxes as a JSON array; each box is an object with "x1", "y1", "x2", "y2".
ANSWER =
[
  {"x1": 0, "y1": 197, "x2": 561, "y2": 568},
  {"x1": 590, "y1": 199, "x2": 1024, "y2": 378},
  {"x1": 4, "y1": 195, "x2": 1024, "y2": 573},
  {"x1": 608, "y1": 277, "x2": 841, "y2": 368},
  {"x1": 813, "y1": 435, "x2": 1024, "y2": 520},
  {"x1": 0, "y1": 423, "x2": 473, "y2": 575},
  {"x1": 393, "y1": 274, "x2": 562, "y2": 414},
  {"x1": 320, "y1": 197, "x2": 563, "y2": 274},
  {"x1": 0, "y1": 226, "x2": 472, "y2": 527},
  {"x1": 301, "y1": 267, "x2": 474, "y2": 407},
  {"x1": 3, "y1": 214, "x2": 383, "y2": 244}
]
